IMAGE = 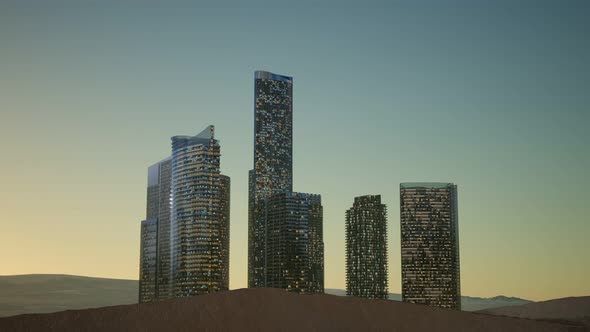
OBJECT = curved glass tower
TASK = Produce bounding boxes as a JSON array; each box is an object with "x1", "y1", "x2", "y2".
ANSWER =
[
  {"x1": 248, "y1": 71, "x2": 293, "y2": 288},
  {"x1": 170, "y1": 126, "x2": 223, "y2": 297}
]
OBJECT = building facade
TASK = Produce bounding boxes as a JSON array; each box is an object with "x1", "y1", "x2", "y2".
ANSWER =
[
  {"x1": 400, "y1": 183, "x2": 461, "y2": 310},
  {"x1": 139, "y1": 126, "x2": 230, "y2": 301},
  {"x1": 139, "y1": 218, "x2": 158, "y2": 303},
  {"x1": 139, "y1": 157, "x2": 172, "y2": 302},
  {"x1": 248, "y1": 71, "x2": 293, "y2": 288},
  {"x1": 219, "y1": 174, "x2": 231, "y2": 291},
  {"x1": 265, "y1": 192, "x2": 324, "y2": 294},
  {"x1": 170, "y1": 125, "x2": 224, "y2": 297},
  {"x1": 345, "y1": 195, "x2": 388, "y2": 299},
  {"x1": 154, "y1": 158, "x2": 172, "y2": 300}
]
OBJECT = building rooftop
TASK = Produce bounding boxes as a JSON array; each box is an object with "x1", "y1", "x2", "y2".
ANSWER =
[
  {"x1": 171, "y1": 125, "x2": 216, "y2": 150},
  {"x1": 255, "y1": 70, "x2": 293, "y2": 83},
  {"x1": 353, "y1": 195, "x2": 382, "y2": 204},
  {"x1": 400, "y1": 182, "x2": 455, "y2": 189}
]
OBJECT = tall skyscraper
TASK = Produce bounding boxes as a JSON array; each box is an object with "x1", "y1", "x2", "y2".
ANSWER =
[
  {"x1": 219, "y1": 174, "x2": 231, "y2": 291},
  {"x1": 400, "y1": 183, "x2": 461, "y2": 310},
  {"x1": 170, "y1": 125, "x2": 224, "y2": 297},
  {"x1": 153, "y1": 158, "x2": 172, "y2": 300},
  {"x1": 139, "y1": 157, "x2": 171, "y2": 302},
  {"x1": 138, "y1": 126, "x2": 230, "y2": 301},
  {"x1": 248, "y1": 70, "x2": 293, "y2": 288},
  {"x1": 345, "y1": 195, "x2": 388, "y2": 300},
  {"x1": 265, "y1": 192, "x2": 324, "y2": 294},
  {"x1": 139, "y1": 218, "x2": 158, "y2": 303}
]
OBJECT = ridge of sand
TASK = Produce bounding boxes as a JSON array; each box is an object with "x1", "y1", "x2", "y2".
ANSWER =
[{"x1": 1, "y1": 288, "x2": 587, "y2": 332}]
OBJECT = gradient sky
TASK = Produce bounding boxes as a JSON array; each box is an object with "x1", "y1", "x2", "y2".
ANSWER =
[{"x1": 1, "y1": 1, "x2": 588, "y2": 301}]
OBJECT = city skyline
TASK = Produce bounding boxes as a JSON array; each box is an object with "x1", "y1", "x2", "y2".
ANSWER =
[{"x1": 1, "y1": 1, "x2": 589, "y2": 302}]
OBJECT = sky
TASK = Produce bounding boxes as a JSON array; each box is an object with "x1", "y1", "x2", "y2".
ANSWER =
[{"x1": 0, "y1": 1, "x2": 588, "y2": 301}]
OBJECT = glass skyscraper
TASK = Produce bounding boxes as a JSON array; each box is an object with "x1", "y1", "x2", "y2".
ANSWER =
[
  {"x1": 154, "y1": 158, "x2": 172, "y2": 300},
  {"x1": 138, "y1": 126, "x2": 230, "y2": 301},
  {"x1": 345, "y1": 195, "x2": 388, "y2": 300},
  {"x1": 400, "y1": 183, "x2": 461, "y2": 310},
  {"x1": 248, "y1": 71, "x2": 293, "y2": 288},
  {"x1": 265, "y1": 192, "x2": 324, "y2": 294},
  {"x1": 139, "y1": 218, "x2": 158, "y2": 303},
  {"x1": 139, "y1": 157, "x2": 171, "y2": 302},
  {"x1": 219, "y1": 174, "x2": 231, "y2": 291},
  {"x1": 247, "y1": 70, "x2": 324, "y2": 292},
  {"x1": 170, "y1": 125, "x2": 224, "y2": 297}
]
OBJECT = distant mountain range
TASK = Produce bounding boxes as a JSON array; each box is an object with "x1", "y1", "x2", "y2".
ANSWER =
[
  {"x1": 479, "y1": 296, "x2": 590, "y2": 327},
  {"x1": 0, "y1": 274, "x2": 530, "y2": 316},
  {"x1": 0, "y1": 274, "x2": 138, "y2": 317},
  {"x1": 324, "y1": 288, "x2": 532, "y2": 311}
]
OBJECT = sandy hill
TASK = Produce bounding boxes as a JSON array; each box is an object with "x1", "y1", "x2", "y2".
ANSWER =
[
  {"x1": 479, "y1": 296, "x2": 590, "y2": 327},
  {"x1": 1, "y1": 288, "x2": 586, "y2": 332},
  {"x1": 0, "y1": 274, "x2": 530, "y2": 317},
  {"x1": 0, "y1": 274, "x2": 137, "y2": 317}
]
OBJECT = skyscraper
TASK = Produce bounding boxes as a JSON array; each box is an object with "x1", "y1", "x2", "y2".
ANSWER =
[
  {"x1": 138, "y1": 126, "x2": 230, "y2": 301},
  {"x1": 400, "y1": 183, "x2": 461, "y2": 310},
  {"x1": 265, "y1": 192, "x2": 324, "y2": 294},
  {"x1": 139, "y1": 218, "x2": 158, "y2": 303},
  {"x1": 154, "y1": 158, "x2": 172, "y2": 300},
  {"x1": 219, "y1": 174, "x2": 231, "y2": 291},
  {"x1": 248, "y1": 71, "x2": 293, "y2": 288},
  {"x1": 170, "y1": 125, "x2": 224, "y2": 297},
  {"x1": 139, "y1": 157, "x2": 171, "y2": 302},
  {"x1": 345, "y1": 195, "x2": 388, "y2": 300}
]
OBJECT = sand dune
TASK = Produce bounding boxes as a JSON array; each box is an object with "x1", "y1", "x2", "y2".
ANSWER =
[
  {"x1": 479, "y1": 296, "x2": 590, "y2": 327},
  {"x1": 1, "y1": 288, "x2": 586, "y2": 332},
  {"x1": 0, "y1": 274, "x2": 531, "y2": 317}
]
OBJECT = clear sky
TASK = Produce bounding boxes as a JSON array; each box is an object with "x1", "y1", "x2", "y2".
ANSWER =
[{"x1": 0, "y1": 1, "x2": 588, "y2": 301}]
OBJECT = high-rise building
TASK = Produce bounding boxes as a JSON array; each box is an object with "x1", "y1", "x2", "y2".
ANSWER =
[
  {"x1": 219, "y1": 174, "x2": 231, "y2": 291},
  {"x1": 345, "y1": 195, "x2": 388, "y2": 300},
  {"x1": 170, "y1": 125, "x2": 224, "y2": 297},
  {"x1": 138, "y1": 126, "x2": 230, "y2": 301},
  {"x1": 154, "y1": 158, "x2": 172, "y2": 299},
  {"x1": 139, "y1": 157, "x2": 172, "y2": 302},
  {"x1": 248, "y1": 70, "x2": 293, "y2": 288},
  {"x1": 265, "y1": 192, "x2": 324, "y2": 294},
  {"x1": 139, "y1": 218, "x2": 158, "y2": 303},
  {"x1": 400, "y1": 183, "x2": 461, "y2": 310}
]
